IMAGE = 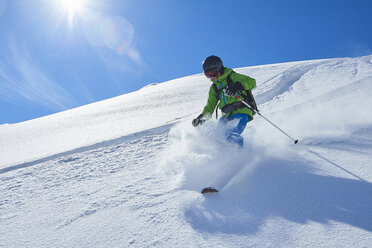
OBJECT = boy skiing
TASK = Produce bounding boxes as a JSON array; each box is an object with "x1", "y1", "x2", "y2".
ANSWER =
[{"x1": 192, "y1": 55, "x2": 257, "y2": 147}]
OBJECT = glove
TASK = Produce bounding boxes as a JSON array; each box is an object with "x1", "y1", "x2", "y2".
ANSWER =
[
  {"x1": 192, "y1": 114, "x2": 205, "y2": 127},
  {"x1": 224, "y1": 81, "x2": 244, "y2": 97}
]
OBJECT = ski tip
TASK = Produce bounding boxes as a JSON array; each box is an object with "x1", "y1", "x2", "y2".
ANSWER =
[{"x1": 201, "y1": 187, "x2": 219, "y2": 194}]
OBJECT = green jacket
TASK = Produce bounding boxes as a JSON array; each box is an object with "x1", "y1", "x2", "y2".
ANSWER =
[{"x1": 202, "y1": 67, "x2": 256, "y2": 118}]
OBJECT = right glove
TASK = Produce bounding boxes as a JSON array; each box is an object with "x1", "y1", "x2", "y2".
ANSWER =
[
  {"x1": 224, "y1": 81, "x2": 244, "y2": 97},
  {"x1": 192, "y1": 114, "x2": 205, "y2": 127}
]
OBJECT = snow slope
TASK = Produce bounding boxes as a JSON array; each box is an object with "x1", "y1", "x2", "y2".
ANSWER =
[{"x1": 1, "y1": 55, "x2": 372, "y2": 247}]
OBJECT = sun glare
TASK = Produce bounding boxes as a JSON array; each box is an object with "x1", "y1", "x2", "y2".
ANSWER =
[
  {"x1": 61, "y1": 0, "x2": 84, "y2": 12},
  {"x1": 58, "y1": 0, "x2": 87, "y2": 22}
]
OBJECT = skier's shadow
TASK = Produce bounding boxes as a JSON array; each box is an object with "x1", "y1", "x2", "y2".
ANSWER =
[{"x1": 184, "y1": 157, "x2": 372, "y2": 235}]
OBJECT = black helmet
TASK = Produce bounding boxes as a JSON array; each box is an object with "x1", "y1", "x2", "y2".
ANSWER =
[{"x1": 202, "y1": 55, "x2": 224, "y2": 73}]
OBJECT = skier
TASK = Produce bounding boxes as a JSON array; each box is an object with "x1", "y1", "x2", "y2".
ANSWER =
[{"x1": 192, "y1": 55, "x2": 257, "y2": 147}]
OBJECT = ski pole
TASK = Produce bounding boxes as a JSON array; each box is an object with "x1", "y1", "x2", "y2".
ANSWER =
[{"x1": 234, "y1": 95, "x2": 299, "y2": 144}]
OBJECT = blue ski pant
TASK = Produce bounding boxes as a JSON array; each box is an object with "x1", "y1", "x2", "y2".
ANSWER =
[{"x1": 218, "y1": 113, "x2": 251, "y2": 147}]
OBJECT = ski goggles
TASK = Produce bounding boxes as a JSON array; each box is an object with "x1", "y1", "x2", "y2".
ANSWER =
[{"x1": 204, "y1": 70, "x2": 219, "y2": 78}]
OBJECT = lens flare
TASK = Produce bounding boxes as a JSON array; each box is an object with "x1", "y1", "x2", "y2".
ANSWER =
[
  {"x1": 100, "y1": 16, "x2": 135, "y2": 55},
  {"x1": 81, "y1": 13, "x2": 135, "y2": 55}
]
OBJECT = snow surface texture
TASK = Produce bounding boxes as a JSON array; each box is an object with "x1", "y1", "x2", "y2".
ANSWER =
[{"x1": 1, "y1": 55, "x2": 372, "y2": 247}]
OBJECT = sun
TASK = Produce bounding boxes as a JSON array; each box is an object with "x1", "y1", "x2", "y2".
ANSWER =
[
  {"x1": 58, "y1": 0, "x2": 87, "y2": 22},
  {"x1": 61, "y1": 0, "x2": 85, "y2": 12}
]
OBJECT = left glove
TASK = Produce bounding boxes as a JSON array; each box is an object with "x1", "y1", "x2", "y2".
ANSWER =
[
  {"x1": 224, "y1": 81, "x2": 244, "y2": 97},
  {"x1": 192, "y1": 114, "x2": 205, "y2": 127}
]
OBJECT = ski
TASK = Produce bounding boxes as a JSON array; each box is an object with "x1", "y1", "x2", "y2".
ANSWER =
[{"x1": 201, "y1": 187, "x2": 219, "y2": 194}]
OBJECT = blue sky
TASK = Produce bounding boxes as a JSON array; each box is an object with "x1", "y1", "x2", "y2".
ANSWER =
[{"x1": 0, "y1": 0, "x2": 371, "y2": 124}]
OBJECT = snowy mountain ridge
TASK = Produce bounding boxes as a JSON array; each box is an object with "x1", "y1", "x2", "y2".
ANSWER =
[
  {"x1": 1, "y1": 55, "x2": 372, "y2": 247},
  {"x1": 2, "y1": 55, "x2": 371, "y2": 170}
]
